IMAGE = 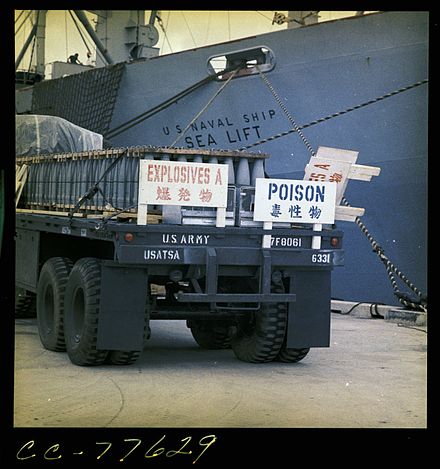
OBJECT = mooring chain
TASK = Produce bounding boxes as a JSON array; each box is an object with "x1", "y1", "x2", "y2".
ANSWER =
[
  {"x1": 256, "y1": 66, "x2": 316, "y2": 157},
  {"x1": 256, "y1": 68, "x2": 427, "y2": 311},
  {"x1": 340, "y1": 197, "x2": 427, "y2": 312},
  {"x1": 240, "y1": 78, "x2": 428, "y2": 151}
]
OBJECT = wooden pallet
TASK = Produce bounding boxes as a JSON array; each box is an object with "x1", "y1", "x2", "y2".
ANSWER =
[{"x1": 16, "y1": 207, "x2": 162, "y2": 224}]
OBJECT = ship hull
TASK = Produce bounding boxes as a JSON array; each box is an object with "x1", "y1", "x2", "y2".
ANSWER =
[{"x1": 20, "y1": 11, "x2": 428, "y2": 306}]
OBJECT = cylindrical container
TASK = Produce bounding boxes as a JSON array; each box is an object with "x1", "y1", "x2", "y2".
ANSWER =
[
  {"x1": 224, "y1": 156, "x2": 235, "y2": 185},
  {"x1": 250, "y1": 158, "x2": 265, "y2": 185},
  {"x1": 235, "y1": 157, "x2": 250, "y2": 186}
]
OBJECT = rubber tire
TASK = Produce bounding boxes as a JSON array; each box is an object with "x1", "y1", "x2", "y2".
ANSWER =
[
  {"x1": 64, "y1": 258, "x2": 109, "y2": 366},
  {"x1": 276, "y1": 345, "x2": 310, "y2": 363},
  {"x1": 106, "y1": 316, "x2": 150, "y2": 365},
  {"x1": 275, "y1": 281, "x2": 310, "y2": 363},
  {"x1": 188, "y1": 319, "x2": 232, "y2": 349},
  {"x1": 15, "y1": 288, "x2": 36, "y2": 318},
  {"x1": 106, "y1": 350, "x2": 142, "y2": 365},
  {"x1": 230, "y1": 284, "x2": 287, "y2": 363},
  {"x1": 36, "y1": 257, "x2": 72, "y2": 351}
]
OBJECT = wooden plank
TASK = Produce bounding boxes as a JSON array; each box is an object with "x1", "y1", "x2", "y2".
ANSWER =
[
  {"x1": 335, "y1": 205, "x2": 365, "y2": 222},
  {"x1": 262, "y1": 221, "x2": 273, "y2": 248},
  {"x1": 311, "y1": 223, "x2": 322, "y2": 249},
  {"x1": 348, "y1": 164, "x2": 381, "y2": 181},
  {"x1": 315, "y1": 146, "x2": 358, "y2": 164},
  {"x1": 304, "y1": 156, "x2": 352, "y2": 205},
  {"x1": 216, "y1": 207, "x2": 226, "y2": 228},
  {"x1": 15, "y1": 146, "x2": 269, "y2": 165},
  {"x1": 16, "y1": 208, "x2": 85, "y2": 217},
  {"x1": 16, "y1": 207, "x2": 161, "y2": 223}
]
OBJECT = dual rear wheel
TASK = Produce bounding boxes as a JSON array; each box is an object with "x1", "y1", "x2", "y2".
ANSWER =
[
  {"x1": 36, "y1": 257, "x2": 142, "y2": 366},
  {"x1": 188, "y1": 280, "x2": 309, "y2": 364},
  {"x1": 36, "y1": 259, "x2": 308, "y2": 366}
]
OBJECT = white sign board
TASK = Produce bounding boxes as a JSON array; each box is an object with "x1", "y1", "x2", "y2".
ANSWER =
[
  {"x1": 138, "y1": 159, "x2": 228, "y2": 208},
  {"x1": 253, "y1": 178, "x2": 337, "y2": 224},
  {"x1": 304, "y1": 146, "x2": 359, "y2": 205},
  {"x1": 304, "y1": 156, "x2": 352, "y2": 205}
]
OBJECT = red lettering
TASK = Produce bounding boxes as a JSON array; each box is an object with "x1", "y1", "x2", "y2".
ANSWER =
[
  {"x1": 309, "y1": 172, "x2": 326, "y2": 181},
  {"x1": 180, "y1": 166, "x2": 187, "y2": 184},
  {"x1": 197, "y1": 169, "x2": 204, "y2": 185},
  {"x1": 314, "y1": 163, "x2": 330, "y2": 170},
  {"x1": 153, "y1": 164, "x2": 161, "y2": 182},
  {"x1": 147, "y1": 164, "x2": 154, "y2": 182},
  {"x1": 161, "y1": 165, "x2": 167, "y2": 182}
]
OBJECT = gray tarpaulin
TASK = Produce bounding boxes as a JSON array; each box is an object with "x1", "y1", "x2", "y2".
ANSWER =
[{"x1": 16, "y1": 114, "x2": 103, "y2": 156}]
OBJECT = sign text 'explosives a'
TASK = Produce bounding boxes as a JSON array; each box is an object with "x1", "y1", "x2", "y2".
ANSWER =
[
  {"x1": 138, "y1": 159, "x2": 228, "y2": 208},
  {"x1": 253, "y1": 178, "x2": 337, "y2": 224}
]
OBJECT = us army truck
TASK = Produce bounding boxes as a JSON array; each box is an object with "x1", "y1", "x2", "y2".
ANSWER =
[{"x1": 15, "y1": 142, "x2": 344, "y2": 366}]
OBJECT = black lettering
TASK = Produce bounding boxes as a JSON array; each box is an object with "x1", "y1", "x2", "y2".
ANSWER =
[
  {"x1": 176, "y1": 124, "x2": 182, "y2": 133},
  {"x1": 269, "y1": 109, "x2": 276, "y2": 119},
  {"x1": 200, "y1": 121, "x2": 207, "y2": 130},
  {"x1": 279, "y1": 184, "x2": 288, "y2": 200},
  {"x1": 162, "y1": 126, "x2": 170, "y2": 135},
  {"x1": 185, "y1": 136, "x2": 194, "y2": 148},
  {"x1": 226, "y1": 130, "x2": 237, "y2": 143},
  {"x1": 195, "y1": 135, "x2": 205, "y2": 147},
  {"x1": 207, "y1": 134, "x2": 217, "y2": 146},
  {"x1": 217, "y1": 118, "x2": 224, "y2": 127},
  {"x1": 243, "y1": 114, "x2": 250, "y2": 123},
  {"x1": 316, "y1": 185, "x2": 325, "y2": 202},
  {"x1": 295, "y1": 184, "x2": 303, "y2": 201},
  {"x1": 251, "y1": 112, "x2": 259, "y2": 122},
  {"x1": 225, "y1": 117, "x2": 234, "y2": 126},
  {"x1": 305, "y1": 185, "x2": 314, "y2": 201},
  {"x1": 252, "y1": 125, "x2": 261, "y2": 138}
]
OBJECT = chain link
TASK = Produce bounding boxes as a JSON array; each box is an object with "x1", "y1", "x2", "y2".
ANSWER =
[
  {"x1": 240, "y1": 79, "x2": 428, "y2": 151},
  {"x1": 255, "y1": 68, "x2": 427, "y2": 312},
  {"x1": 255, "y1": 66, "x2": 316, "y2": 156},
  {"x1": 340, "y1": 197, "x2": 427, "y2": 311}
]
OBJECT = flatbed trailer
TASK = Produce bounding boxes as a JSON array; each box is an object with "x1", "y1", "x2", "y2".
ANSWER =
[{"x1": 15, "y1": 145, "x2": 344, "y2": 366}]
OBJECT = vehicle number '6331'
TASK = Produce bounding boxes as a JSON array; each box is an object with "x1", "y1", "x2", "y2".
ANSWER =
[{"x1": 311, "y1": 253, "x2": 331, "y2": 263}]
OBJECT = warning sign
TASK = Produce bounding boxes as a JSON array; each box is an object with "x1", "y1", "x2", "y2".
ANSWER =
[
  {"x1": 138, "y1": 159, "x2": 228, "y2": 208},
  {"x1": 253, "y1": 178, "x2": 337, "y2": 224}
]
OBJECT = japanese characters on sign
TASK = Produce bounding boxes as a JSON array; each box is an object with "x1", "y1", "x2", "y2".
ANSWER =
[
  {"x1": 253, "y1": 178, "x2": 337, "y2": 224},
  {"x1": 304, "y1": 146, "x2": 358, "y2": 205},
  {"x1": 138, "y1": 159, "x2": 229, "y2": 208}
]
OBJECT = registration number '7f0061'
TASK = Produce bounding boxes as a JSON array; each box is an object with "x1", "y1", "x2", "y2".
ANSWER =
[{"x1": 311, "y1": 253, "x2": 331, "y2": 263}]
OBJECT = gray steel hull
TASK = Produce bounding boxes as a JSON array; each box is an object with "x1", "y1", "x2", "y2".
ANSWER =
[{"x1": 22, "y1": 11, "x2": 428, "y2": 306}]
